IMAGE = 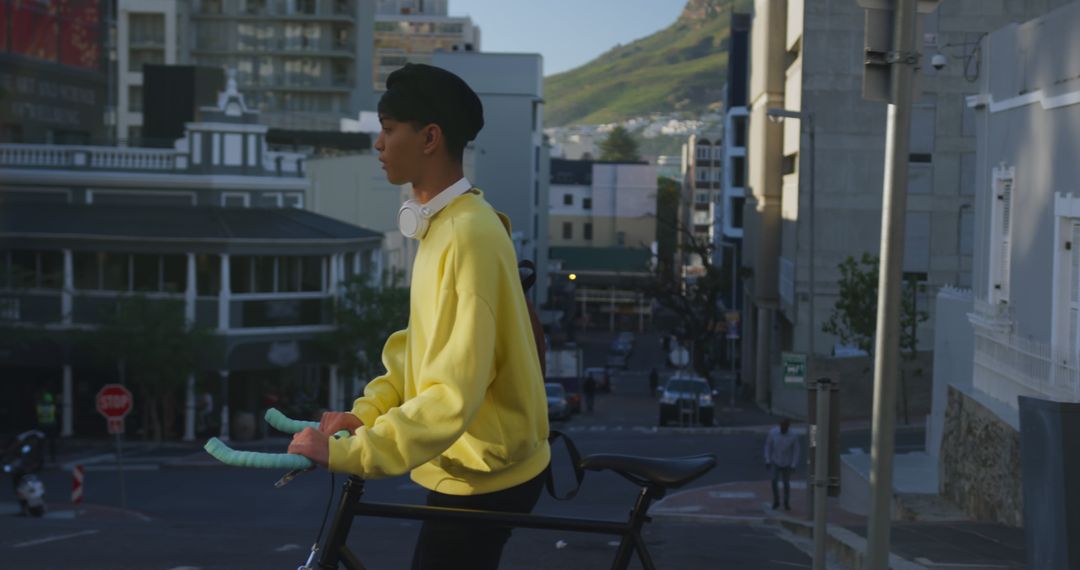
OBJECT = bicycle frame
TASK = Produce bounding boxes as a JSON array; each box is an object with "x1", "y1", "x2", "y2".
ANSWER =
[{"x1": 314, "y1": 476, "x2": 665, "y2": 570}]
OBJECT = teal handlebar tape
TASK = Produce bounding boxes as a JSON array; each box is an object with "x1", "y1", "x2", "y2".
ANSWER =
[
  {"x1": 264, "y1": 408, "x2": 320, "y2": 434},
  {"x1": 204, "y1": 437, "x2": 313, "y2": 470}
]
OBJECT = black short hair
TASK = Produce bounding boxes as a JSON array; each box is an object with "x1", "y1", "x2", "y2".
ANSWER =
[{"x1": 378, "y1": 63, "x2": 484, "y2": 162}]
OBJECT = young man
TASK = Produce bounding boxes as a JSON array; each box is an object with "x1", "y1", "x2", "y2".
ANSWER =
[
  {"x1": 287, "y1": 63, "x2": 551, "y2": 570},
  {"x1": 764, "y1": 418, "x2": 800, "y2": 511}
]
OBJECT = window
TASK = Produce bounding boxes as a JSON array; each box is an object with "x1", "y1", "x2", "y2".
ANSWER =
[
  {"x1": 696, "y1": 145, "x2": 710, "y2": 161},
  {"x1": 696, "y1": 192, "x2": 710, "y2": 204},
  {"x1": 733, "y1": 116, "x2": 747, "y2": 147},
  {"x1": 132, "y1": 254, "x2": 159, "y2": 292},
  {"x1": 222, "y1": 193, "x2": 250, "y2": 207},
  {"x1": 563, "y1": 194, "x2": 573, "y2": 206},
  {"x1": 74, "y1": 252, "x2": 101, "y2": 290},
  {"x1": 129, "y1": 86, "x2": 143, "y2": 112},
  {"x1": 562, "y1": 222, "x2": 572, "y2": 240},
  {"x1": 284, "y1": 193, "x2": 304, "y2": 208},
  {"x1": 731, "y1": 197, "x2": 745, "y2": 229},
  {"x1": 4, "y1": 250, "x2": 60, "y2": 290},
  {"x1": 102, "y1": 253, "x2": 130, "y2": 291},
  {"x1": 584, "y1": 223, "x2": 593, "y2": 241},
  {"x1": 616, "y1": 232, "x2": 626, "y2": 246},
  {"x1": 196, "y1": 255, "x2": 220, "y2": 296},
  {"x1": 257, "y1": 193, "x2": 283, "y2": 208},
  {"x1": 696, "y1": 168, "x2": 709, "y2": 182},
  {"x1": 731, "y1": 156, "x2": 746, "y2": 188},
  {"x1": 989, "y1": 166, "x2": 1014, "y2": 304},
  {"x1": 583, "y1": 198, "x2": 592, "y2": 210}
]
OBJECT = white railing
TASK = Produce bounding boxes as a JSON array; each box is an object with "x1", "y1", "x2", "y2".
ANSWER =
[
  {"x1": 972, "y1": 321, "x2": 1080, "y2": 409},
  {"x1": 0, "y1": 144, "x2": 180, "y2": 171},
  {"x1": 88, "y1": 147, "x2": 177, "y2": 170}
]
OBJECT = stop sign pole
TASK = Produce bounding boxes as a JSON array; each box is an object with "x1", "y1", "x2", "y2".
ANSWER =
[{"x1": 96, "y1": 384, "x2": 132, "y2": 509}]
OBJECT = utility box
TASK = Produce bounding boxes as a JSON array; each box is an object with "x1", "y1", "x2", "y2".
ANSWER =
[{"x1": 1018, "y1": 396, "x2": 1080, "y2": 570}]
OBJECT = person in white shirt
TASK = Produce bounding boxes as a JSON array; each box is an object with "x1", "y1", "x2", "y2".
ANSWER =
[{"x1": 764, "y1": 418, "x2": 800, "y2": 510}]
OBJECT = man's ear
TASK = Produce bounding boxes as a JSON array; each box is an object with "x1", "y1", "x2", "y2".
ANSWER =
[{"x1": 422, "y1": 124, "x2": 443, "y2": 155}]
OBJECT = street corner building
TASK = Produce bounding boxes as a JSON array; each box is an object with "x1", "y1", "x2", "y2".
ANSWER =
[{"x1": 0, "y1": 76, "x2": 382, "y2": 439}]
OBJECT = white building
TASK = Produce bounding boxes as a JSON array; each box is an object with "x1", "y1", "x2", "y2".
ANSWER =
[
  {"x1": 927, "y1": 2, "x2": 1080, "y2": 528},
  {"x1": 432, "y1": 51, "x2": 549, "y2": 306},
  {"x1": 548, "y1": 159, "x2": 657, "y2": 249},
  {"x1": 373, "y1": 0, "x2": 480, "y2": 91}
]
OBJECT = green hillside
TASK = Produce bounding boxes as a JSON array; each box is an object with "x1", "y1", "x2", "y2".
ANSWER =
[{"x1": 544, "y1": 0, "x2": 752, "y2": 127}]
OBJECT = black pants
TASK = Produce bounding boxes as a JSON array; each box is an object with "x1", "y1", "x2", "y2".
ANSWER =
[
  {"x1": 771, "y1": 466, "x2": 792, "y2": 507},
  {"x1": 411, "y1": 466, "x2": 548, "y2": 570}
]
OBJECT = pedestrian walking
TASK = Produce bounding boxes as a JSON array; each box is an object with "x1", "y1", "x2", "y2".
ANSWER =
[
  {"x1": 764, "y1": 418, "x2": 799, "y2": 511},
  {"x1": 583, "y1": 374, "x2": 596, "y2": 413},
  {"x1": 648, "y1": 367, "x2": 659, "y2": 396}
]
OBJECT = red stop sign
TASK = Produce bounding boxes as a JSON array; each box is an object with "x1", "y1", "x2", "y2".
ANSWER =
[{"x1": 96, "y1": 384, "x2": 133, "y2": 419}]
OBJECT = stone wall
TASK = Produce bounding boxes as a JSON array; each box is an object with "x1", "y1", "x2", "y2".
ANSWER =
[{"x1": 940, "y1": 386, "x2": 1023, "y2": 526}]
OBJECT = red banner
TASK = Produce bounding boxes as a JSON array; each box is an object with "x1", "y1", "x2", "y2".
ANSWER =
[
  {"x1": 11, "y1": 0, "x2": 58, "y2": 62},
  {"x1": 59, "y1": 0, "x2": 99, "y2": 69}
]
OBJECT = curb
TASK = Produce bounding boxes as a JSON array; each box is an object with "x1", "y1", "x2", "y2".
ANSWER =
[{"x1": 774, "y1": 515, "x2": 928, "y2": 570}]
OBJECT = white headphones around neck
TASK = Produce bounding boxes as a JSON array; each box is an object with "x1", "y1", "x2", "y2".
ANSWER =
[{"x1": 398, "y1": 177, "x2": 474, "y2": 239}]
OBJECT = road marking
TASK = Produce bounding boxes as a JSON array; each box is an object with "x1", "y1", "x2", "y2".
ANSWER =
[
  {"x1": 708, "y1": 491, "x2": 756, "y2": 499},
  {"x1": 768, "y1": 560, "x2": 810, "y2": 568},
  {"x1": 913, "y1": 559, "x2": 1010, "y2": 568},
  {"x1": 85, "y1": 464, "x2": 160, "y2": 472},
  {"x1": 12, "y1": 529, "x2": 99, "y2": 548},
  {"x1": 275, "y1": 544, "x2": 303, "y2": 552}
]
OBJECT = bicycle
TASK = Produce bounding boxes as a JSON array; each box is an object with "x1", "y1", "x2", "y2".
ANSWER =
[{"x1": 205, "y1": 409, "x2": 717, "y2": 570}]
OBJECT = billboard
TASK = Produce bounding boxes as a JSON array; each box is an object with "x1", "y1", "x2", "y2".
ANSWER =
[{"x1": 3, "y1": 0, "x2": 101, "y2": 70}]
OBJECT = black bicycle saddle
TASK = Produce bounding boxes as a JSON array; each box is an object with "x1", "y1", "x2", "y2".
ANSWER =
[{"x1": 579, "y1": 453, "x2": 717, "y2": 488}]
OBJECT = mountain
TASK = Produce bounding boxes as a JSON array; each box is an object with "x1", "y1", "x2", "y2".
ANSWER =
[{"x1": 543, "y1": 0, "x2": 751, "y2": 127}]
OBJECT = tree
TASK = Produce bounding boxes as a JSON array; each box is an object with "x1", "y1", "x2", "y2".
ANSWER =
[
  {"x1": 821, "y1": 253, "x2": 929, "y2": 421},
  {"x1": 96, "y1": 296, "x2": 221, "y2": 441},
  {"x1": 599, "y1": 126, "x2": 641, "y2": 162},
  {"x1": 643, "y1": 219, "x2": 732, "y2": 383},
  {"x1": 655, "y1": 176, "x2": 681, "y2": 278},
  {"x1": 322, "y1": 270, "x2": 410, "y2": 384}
]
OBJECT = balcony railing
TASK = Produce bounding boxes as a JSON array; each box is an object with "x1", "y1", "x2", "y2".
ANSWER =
[
  {"x1": 0, "y1": 144, "x2": 180, "y2": 171},
  {"x1": 971, "y1": 303, "x2": 1080, "y2": 408}
]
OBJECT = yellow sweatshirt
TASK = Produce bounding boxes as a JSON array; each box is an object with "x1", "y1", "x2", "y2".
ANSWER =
[{"x1": 327, "y1": 189, "x2": 551, "y2": 495}]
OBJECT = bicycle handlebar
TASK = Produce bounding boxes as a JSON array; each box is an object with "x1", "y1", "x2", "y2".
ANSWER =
[
  {"x1": 203, "y1": 408, "x2": 351, "y2": 470},
  {"x1": 204, "y1": 437, "x2": 314, "y2": 470},
  {"x1": 264, "y1": 408, "x2": 320, "y2": 434}
]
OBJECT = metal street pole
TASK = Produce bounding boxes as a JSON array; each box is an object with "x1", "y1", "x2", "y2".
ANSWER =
[
  {"x1": 812, "y1": 378, "x2": 832, "y2": 570},
  {"x1": 866, "y1": 0, "x2": 918, "y2": 567}
]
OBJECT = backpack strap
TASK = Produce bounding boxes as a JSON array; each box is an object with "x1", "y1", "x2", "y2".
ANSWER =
[{"x1": 545, "y1": 429, "x2": 585, "y2": 500}]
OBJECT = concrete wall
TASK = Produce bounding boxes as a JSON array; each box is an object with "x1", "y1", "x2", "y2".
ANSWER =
[
  {"x1": 940, "y1": 386, "x2": 1023, "y2": 527},
  {"x1": 769, "y1": 351, "x2": 934, "y2": 422},
  {"x1": 928, "y1": 286, "x2": 974, "y2": 460}
]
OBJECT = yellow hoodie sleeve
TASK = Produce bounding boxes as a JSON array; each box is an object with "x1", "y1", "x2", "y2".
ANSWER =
[
  {"x1": 327, "y1": 285, "x2": 496, "y2": 478},
  {"x1": 349, "y1": 329, "x2": 407, "y2": 427}
]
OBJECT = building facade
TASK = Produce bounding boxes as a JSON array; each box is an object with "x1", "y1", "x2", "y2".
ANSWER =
[
  {"x1": 0, "y1": 77, "x2": 381, "y2": 440},
  {"x1": 681, "y1": 131, "x2": 723, "y2": 271},
  {"x1": 114, "y1": 0, "x2": 377, "y2": 138},
  {"x1": 741, "y1": 0, "x2": 1070, "y2": 416},
  {"x1": 432, "y1": 51, "x2": 549, "y2": 307},
  {"x1": 372, "y1": 4, "x2": 479, "y2": 92},
  {"x1": 925, "y1": 2, "x2": 1080, "y2": 526},
  {"x1": 548, "y1": 158, "x2": 657, "y2": 249},
  {"x1": 0, "y1": 0, "x2": 108, "y2": 145}
]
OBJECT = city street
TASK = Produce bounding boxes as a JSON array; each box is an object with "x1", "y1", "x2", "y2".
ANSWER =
[{"x1": 0, "y1": 332, "x2": 869, "y2": 569}]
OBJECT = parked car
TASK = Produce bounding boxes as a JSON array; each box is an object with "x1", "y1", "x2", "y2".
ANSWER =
[
  {"x1": 657, "y1": 374, "x2": 716, "y2": 427},
  {"x1": 583, "y1": 367, "x2": 612, "y2": 392},
  {"x1": 545, "y1": 382, "x2": 571, "y2": 421}
]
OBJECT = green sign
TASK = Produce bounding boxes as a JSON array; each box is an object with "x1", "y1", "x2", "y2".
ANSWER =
[{"x1": 782, "y1": 352, "x2": 806, "y2": 387}]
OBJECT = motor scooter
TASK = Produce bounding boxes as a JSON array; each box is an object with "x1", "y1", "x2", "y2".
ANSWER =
[{"x1": 2, "y1": 430, "x2": 47, "y2": 517}]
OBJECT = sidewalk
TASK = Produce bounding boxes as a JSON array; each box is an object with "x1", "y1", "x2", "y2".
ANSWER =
[{"x1": 652, "y1": 480, "x2": 1027, "y2": 569}]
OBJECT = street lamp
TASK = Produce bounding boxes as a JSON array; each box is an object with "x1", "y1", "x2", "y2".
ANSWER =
[
  {"x1": 766, "y1": 108, "x2": 817, "y2": 358},
  {"x1": 717, "y1": 240, "x2": 738, "y2": 408}
]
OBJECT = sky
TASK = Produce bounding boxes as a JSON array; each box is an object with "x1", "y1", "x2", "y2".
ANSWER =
[{"x1": 448, "y1": 0, "x2": 687, "y2": 77}]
